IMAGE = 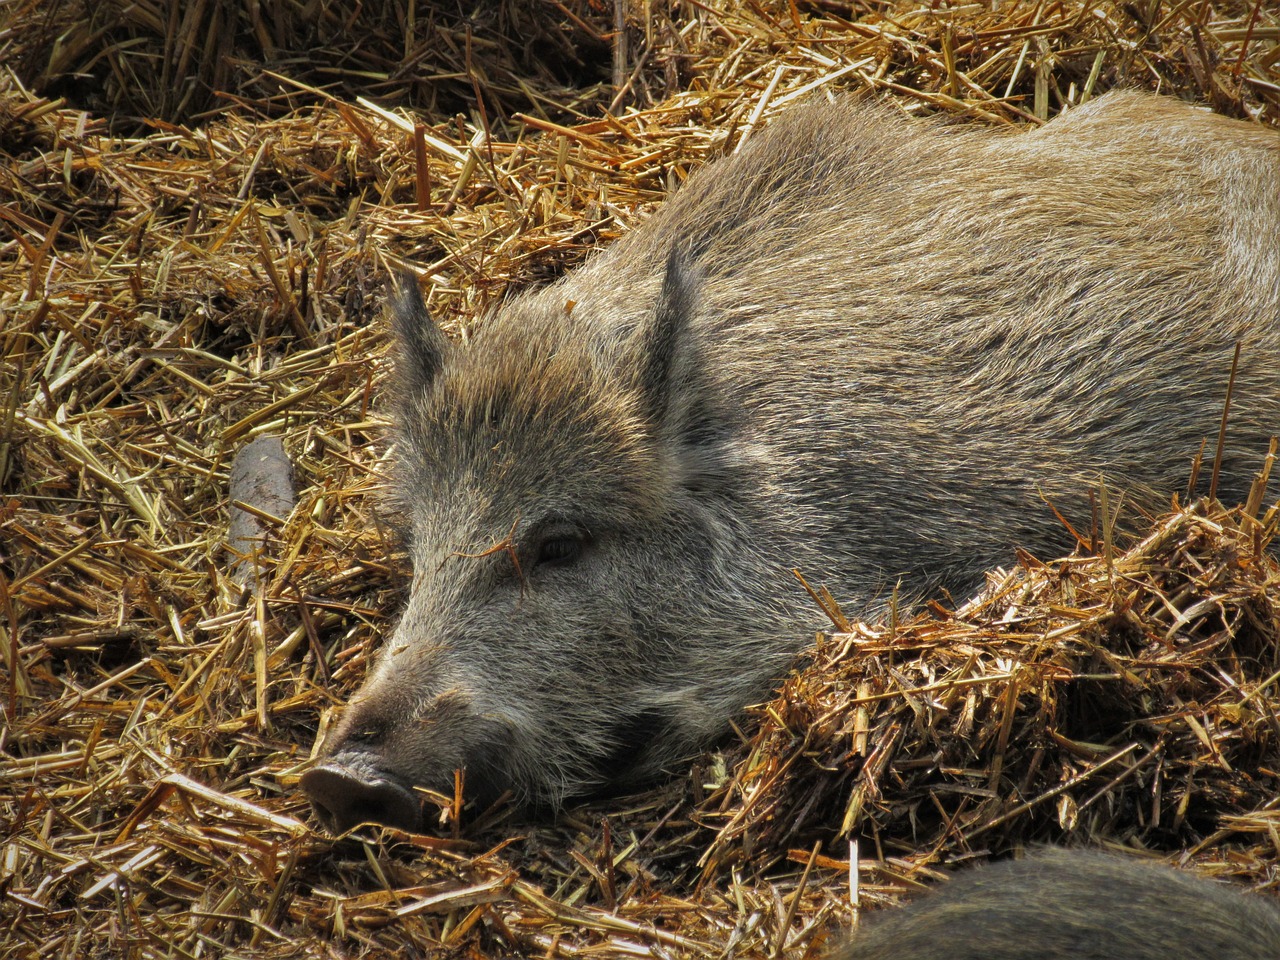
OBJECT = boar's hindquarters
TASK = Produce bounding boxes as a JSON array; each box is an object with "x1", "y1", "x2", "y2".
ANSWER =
[{"x1": 300, "y1": 761, "x2": 422, "y2": 834}]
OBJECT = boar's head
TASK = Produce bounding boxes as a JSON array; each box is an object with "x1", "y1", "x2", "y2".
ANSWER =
[{"x1": 302, "y1": 259, "x2": 792, "y2": 833}]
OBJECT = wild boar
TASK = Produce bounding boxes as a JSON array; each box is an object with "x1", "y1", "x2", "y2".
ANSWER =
[
  {"x1": 840, "y1": 848, "x2": 1280, "y2": 960},
  {"x1": 301, "y1": 90, "x2": 1280, "y2": 833}
]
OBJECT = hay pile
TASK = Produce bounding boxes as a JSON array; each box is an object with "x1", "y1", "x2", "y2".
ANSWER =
[{"x1": 2, "y1": 1, "x2": 1280, "y2": 958}]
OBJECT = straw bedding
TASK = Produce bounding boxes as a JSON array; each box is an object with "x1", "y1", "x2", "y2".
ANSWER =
[{"x1": 2, "y1": 1, "x2": 1280, "y2": 957}]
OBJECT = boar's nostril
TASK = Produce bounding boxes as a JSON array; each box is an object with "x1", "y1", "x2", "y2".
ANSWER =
[{"x1": 300, "y1": 763, "x2": 422, "y2": 833}]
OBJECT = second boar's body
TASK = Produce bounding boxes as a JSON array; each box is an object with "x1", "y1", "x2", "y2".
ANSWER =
[
  {"x1": 838, "y1": 848, "x2": 1280, "y2": 960},
  {"x1": 302, "y1": 91, "x2": 1280, "y2": 833}
]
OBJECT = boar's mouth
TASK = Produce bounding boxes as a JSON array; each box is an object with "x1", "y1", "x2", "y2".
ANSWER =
[
  {"x1": 301, "y1": 759, "x2": 423, "y2": 834},
  {"x1": 595, "y1": 708, "x2": 679, "y2": 790}
]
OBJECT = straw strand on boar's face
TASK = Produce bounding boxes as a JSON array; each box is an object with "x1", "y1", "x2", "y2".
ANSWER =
[{"x1": 302, "y1": 90, "x2": 1280, "y2": 833}]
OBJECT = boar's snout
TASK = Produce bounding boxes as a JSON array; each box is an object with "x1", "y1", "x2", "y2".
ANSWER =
[
  {"x1": 301, "y1": 682, "x2": 519, "y2": 832},
  {"x1": 301, "y1": 760, "x2": 422, "y2": 833}
]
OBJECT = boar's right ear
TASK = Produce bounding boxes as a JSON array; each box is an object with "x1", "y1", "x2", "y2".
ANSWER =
[{"x1": 390, "y1": 270, "x2": 450, "y2": 392}]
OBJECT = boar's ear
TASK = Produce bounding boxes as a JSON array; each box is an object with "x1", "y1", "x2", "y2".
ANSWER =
[
  {"x1": 390, "y1": 270, "x2": 450, "y2": 393},
  {"x1": 637, "y1": 248, "x2": 702, "y2": 430},
  {"x1": 635, "y1": 249, "x2": 739, "y2": 494}
]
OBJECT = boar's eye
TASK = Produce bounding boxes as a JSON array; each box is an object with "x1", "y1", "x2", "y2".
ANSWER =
[{"x1": 536, "y1": 534, "x2": 583, "y2": 567}]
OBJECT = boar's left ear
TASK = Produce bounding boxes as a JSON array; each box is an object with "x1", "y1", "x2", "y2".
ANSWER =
[
  {"x1": 390, "y1": 270, "x2": 450, "y2": 393},
  {"x1": 634, "y1": 248, "x2": 740, "y2": 494},
  {"x1": 636, "y1": 247, "x2": 703, "y2": 430}
]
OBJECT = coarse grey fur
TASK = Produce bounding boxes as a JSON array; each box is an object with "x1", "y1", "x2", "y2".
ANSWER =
[
  {"x1": 302, "y1": 91, "x2": 1280, "y2": 833},
  {"x1": 838, "y1": 848, "x2": 1280, "y2": 960}
]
